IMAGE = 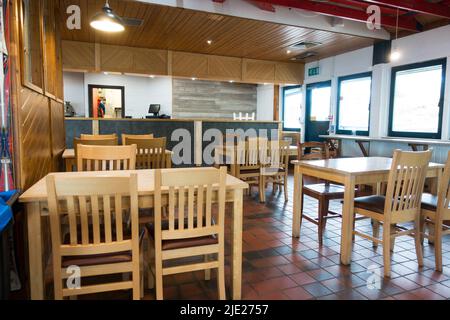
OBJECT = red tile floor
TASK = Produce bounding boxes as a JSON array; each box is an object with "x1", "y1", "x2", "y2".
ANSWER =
[{"x1": 72, "y1": 174, "x2": 450, "y2": 300}]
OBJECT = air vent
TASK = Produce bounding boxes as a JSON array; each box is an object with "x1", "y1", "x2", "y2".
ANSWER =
[
  {"x1": 289, "y1": 41, "x2": 321, "y2": 50},
  {"x1": 122, "y1": 17, "x2": 143, "y2": 27},
  {"x1": 291, "y1": 51, "x2": 318, "y2": 61}
]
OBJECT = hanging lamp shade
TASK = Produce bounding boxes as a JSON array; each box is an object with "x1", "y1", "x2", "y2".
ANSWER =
[{"x1": 90, "y1": 1, "x2": 125, "y2": 32}]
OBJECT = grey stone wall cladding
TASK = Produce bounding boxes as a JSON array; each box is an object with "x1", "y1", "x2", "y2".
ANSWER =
[{"x1": 172, "y1": 79, "x2": 257, "y2": 118}]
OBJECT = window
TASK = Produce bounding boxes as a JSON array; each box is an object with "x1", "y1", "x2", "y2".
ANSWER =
[
  {"x1": 282, "y1": 86, "x2": 302, "y2": 131},
  {"x1": 388, "y1": 58, "x2": 446, "y2": 139},
  {"x1": 336, "y1": 72, "x2": 372, "y2": 135}
]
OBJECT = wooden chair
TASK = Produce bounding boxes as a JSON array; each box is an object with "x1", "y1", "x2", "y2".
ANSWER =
[
  {"x1": 80, "y1": 133, "x2": 117, "y2": 140},
  {"x1": 122, "y1": 133, "x2": 154, "y2": 145},
  {"x1": 72, "y1": 137, "x2": 118, "y2": 171},
  {"x1": 353, "y1": 149, "x2": 432, "y2": 277},
  {"x1": 46, "y1": 174, "x2": 142, "y2": 299},
  {"x1": 281, "y1": 131, "x2": 301, "y2": 147},
  {"x1": 260, "y1": 140, "x2": 290, "y2": 202},
  {"x1": 298, "y1": 141, "x2": 347, "y2": 246},
  {"x1": 77, "y1": 145, "x2": 136, "y2": 172},
  {"x1": 421, "y1": 150, "x2": 450, "y2": 271},
  {"x1": 124, "y1": 137, "x2": 167, "y2": 169},
  {"x1": 236, "y1": 137, "x2": 267, "y2": 202},
  {"x1": 146, "y1": 167, "x2": 227, "y2": 300}
]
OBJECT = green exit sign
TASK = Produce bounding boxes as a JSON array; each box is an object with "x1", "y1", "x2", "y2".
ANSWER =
[{"x1": 308, "y1": 66, "x2": 320, "y2": 77}]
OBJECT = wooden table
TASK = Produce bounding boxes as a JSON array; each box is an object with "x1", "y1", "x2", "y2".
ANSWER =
[
  {"x1": 292, "y1": 157, "x2": 444, "y2": 265},
  {"x1": 19, "y1": 168, "x2": 248, "y2": 300},
  {"x1": 62, "y1": 148, "x2": 173, "y2": 171}
]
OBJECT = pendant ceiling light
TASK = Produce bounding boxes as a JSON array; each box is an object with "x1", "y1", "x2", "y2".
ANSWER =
[{"x1": 90, "y1": 1, "x2": 125, "y2": 32}]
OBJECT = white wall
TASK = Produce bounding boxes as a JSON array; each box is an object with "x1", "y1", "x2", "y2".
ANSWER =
[
  {"x1": 63, "y1": 72, "x2": 85, "y2": 116},
  {"x1": 64, "y1": 72, "x2": 273, "y2": 120},
  {"x1": 83, "y1": 73, "x2": 173, "y2": 118},
  {"x1": 301, "y1": 24, "x2": 450, "y2": 162},
  {"x1": 256, "y1": 84, "x2": 274, "y2": 120}
]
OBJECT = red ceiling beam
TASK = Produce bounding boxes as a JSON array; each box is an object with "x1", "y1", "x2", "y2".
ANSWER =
[
  {"x1": 330, "y1": 0, "x2": 409, "y2": 16},
  {"x1": 362, "y1": 0, "x2": 450, "y2": 19},
  {"x1": 248, "y1": 0, "x2": 276, "y2": 12},
  {"x1": 258, "y1": 0, "x2": 420, "y2": 31}
]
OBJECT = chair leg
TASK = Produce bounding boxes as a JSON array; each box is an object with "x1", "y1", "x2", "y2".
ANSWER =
[
  {"x1": 259, "y1": 176, "x2": 266, "y2": 203},
  {"x1": 414, "y1": 214, "x2": 424, "y2": 268},
  {"x1": 382, "y1": 225, "x2": 392, "y2": 277},
  {"x1": 419, "y1": 214, "x2": 426, "y2": 245},
  {"x1": 434, "y1": 222, "x2": 443, "y2": 272},
  {"x1": 155, "y1": 259, "x2": 163, "y2": 300},
  {"x1": 390, "y1": 224, "x2": 396, "y2": 252},
  {"x1": 428, "y1": 223, "x2": 435, "y2": 245},
  {"x1": 283, "y1": 175, "x2": 288, "y2": 202},
  {"x1": 204, "y1": 255, "x2": 211, "y2": 280},
  {"x1": 140, "y1": 247, "x2": 145, "y2": 298},
  {"x1": 372, "y1": 220, "x2": 380, "y2": 248},
  {"x1": 317, "y1": 199, "x2": 328, "y2": 246},
  {"x1": 146, "y1": 237, "x2": 155, "y2": 290}
]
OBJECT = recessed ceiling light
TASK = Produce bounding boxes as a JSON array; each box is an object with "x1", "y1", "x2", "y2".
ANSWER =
[
  {"x1": 286, "y1": 50, "x2": 291, "y2": 54},
  {"x1": 149, "y1": 75, "x2": 155, "y2": 78},
  {"x1": 191, "y1": 77, "x2": 197, "y2": 81},
  {"x1": 390, "y1": 49, "x2": 401, "y2": 61},
  {"x1": 229, "y1": 80, "x2": 234, "y2": 83},
  {"x1": 207, "y1": 40, "x2": 212, "y2": 45},
  {"x1": 263, "y1": 83, "x2": 268, "y2": 85},
  {"x1": 103, "y1": 72, "x2": 109, "y2": 75}
]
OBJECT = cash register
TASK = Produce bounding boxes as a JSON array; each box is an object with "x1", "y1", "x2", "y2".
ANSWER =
[{"x1": 145, "y1": 104, "x2": 170, "y2": 119}]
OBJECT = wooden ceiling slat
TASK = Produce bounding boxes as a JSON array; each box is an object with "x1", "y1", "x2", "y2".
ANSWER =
[{"x1": 58, "y1": 0, "x2": 375, "y2": 62}]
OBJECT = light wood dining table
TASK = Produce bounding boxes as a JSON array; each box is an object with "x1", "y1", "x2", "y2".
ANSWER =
[
  {"x1": 62, "y1": 148, "x2": 173, "y2": 172},
  {"x1": 19, "y1": 167, "x2": 248, "y2": 300},
  {"x1": 292, "y1": 157, "x2": 444, "y2": 265}
]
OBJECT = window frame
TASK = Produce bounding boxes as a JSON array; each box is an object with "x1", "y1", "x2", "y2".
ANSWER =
[
  {"x1": 281, "y1": 85, "x2": 302, "y2": 132},
  {"x1": 388, "y1": 58, "x2": 447, "y2": 139},
  {"x1": 335, "y1": 71, "x2": 372, "y2": 136}
]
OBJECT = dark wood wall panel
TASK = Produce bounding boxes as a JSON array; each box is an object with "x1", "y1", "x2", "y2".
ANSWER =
[
  {"x1": 50, "y1": 100, "x2": 65, "y2": 171},
  {"x1": 19, "y1": 89, "x2": 52, "y2": 190}
]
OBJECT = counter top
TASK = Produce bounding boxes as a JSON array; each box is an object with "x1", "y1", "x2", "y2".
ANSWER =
[{"x1": 65, "y1": 117, "x2": 281, "y2": 124}]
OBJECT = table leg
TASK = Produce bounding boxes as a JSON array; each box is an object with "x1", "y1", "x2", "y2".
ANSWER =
[
  {"x1": 340, "y1": 175, "x2": 355, "y2": 265},
  {"x1": 166, "y1": 154, "x2": 172, "y2": 168},
  {"x1": 65, "y1": 158, "x2": 74, "y2": 172},
  {"x1": 27, "y1": 202, "x2": 44, "y2": 299},
  {"x1": 231, "y1": 189, "x2": 243, "y2": 300},
  {"x1": 292, "y1": 165, "x2": 302, "y2": 238}
]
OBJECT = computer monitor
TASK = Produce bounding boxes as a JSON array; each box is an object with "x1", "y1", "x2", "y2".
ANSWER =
[{"x1": 148, "y1": 104, "x2": 160, "y2": 116}]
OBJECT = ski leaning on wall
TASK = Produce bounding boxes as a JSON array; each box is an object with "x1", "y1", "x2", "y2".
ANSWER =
[{"x1": 0, "y1": 0, "x2": 13, "y2": 192}]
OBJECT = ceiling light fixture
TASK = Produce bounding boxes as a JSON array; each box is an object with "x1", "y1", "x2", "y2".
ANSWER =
[
  {"x1": 207, "y1": 40, "x2": 212, "y2": 45},
  {"x1": 191, "y1": 77, "x2": 197, "y2": 81},
  {"x1": 149, "y1": 75, "x2": 155, "y2": 78},
  {"x1": 286, "y1": 50, "x2": 291, "y2": 54},
  {"x1": 90, "y1": 1, "x2": 125, "y2": 33}
]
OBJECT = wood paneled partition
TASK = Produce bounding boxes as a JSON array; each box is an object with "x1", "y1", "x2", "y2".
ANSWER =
[{"x1": 11, "y1": 0, "x2": 65, "y2": 190}]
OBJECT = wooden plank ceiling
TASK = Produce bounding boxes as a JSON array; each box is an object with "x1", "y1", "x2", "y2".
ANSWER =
[{"x1": 59, "y1": 0, "x2": 376, "y2": 63}]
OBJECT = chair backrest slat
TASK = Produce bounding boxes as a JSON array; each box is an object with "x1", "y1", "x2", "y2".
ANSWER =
[
  {"x1": 153, "y1": 167, "x2": 226, "y2": 242},
  {"x1": 122, "y1": 133, "x2": 154, "y2": 145},
  {"x1": 385, "y1": 150, "x2": 432, "y2": 216},
  {"x1": 46, "y1": 174, "x2": 139, "y2": 257},
  {"x1": 77, "y1": 145, "x2": 136, "y2": 172},
  {"x1": 124, "y1": 137, "x2": 167, "y2": 169},
  {"x1": 436, "y1": 151, "x2": 450, "y2": 220},
  {"x1": 80, "y1": 134, "x2": 117, "y2": 140}
]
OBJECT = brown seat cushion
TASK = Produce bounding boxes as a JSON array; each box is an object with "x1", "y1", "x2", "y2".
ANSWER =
[
  {"x1": 61, "y1": 227, "x2": 145, "y2": 268},
  {"x1": 146, "y1": 219, "x2": 218, "y2": 251},
  {"x1": 354, "y1": 195, "x2": 386, "y2": 214},
  {"x1": 62, "y1": 252, "x2": 132, "y2": 268},
  {"x1": 421, "y1": 193, "x2": 438, "y2": 211},
  {"x1": 303, "y1": 183, "x2": 345, "y2": 196}
]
